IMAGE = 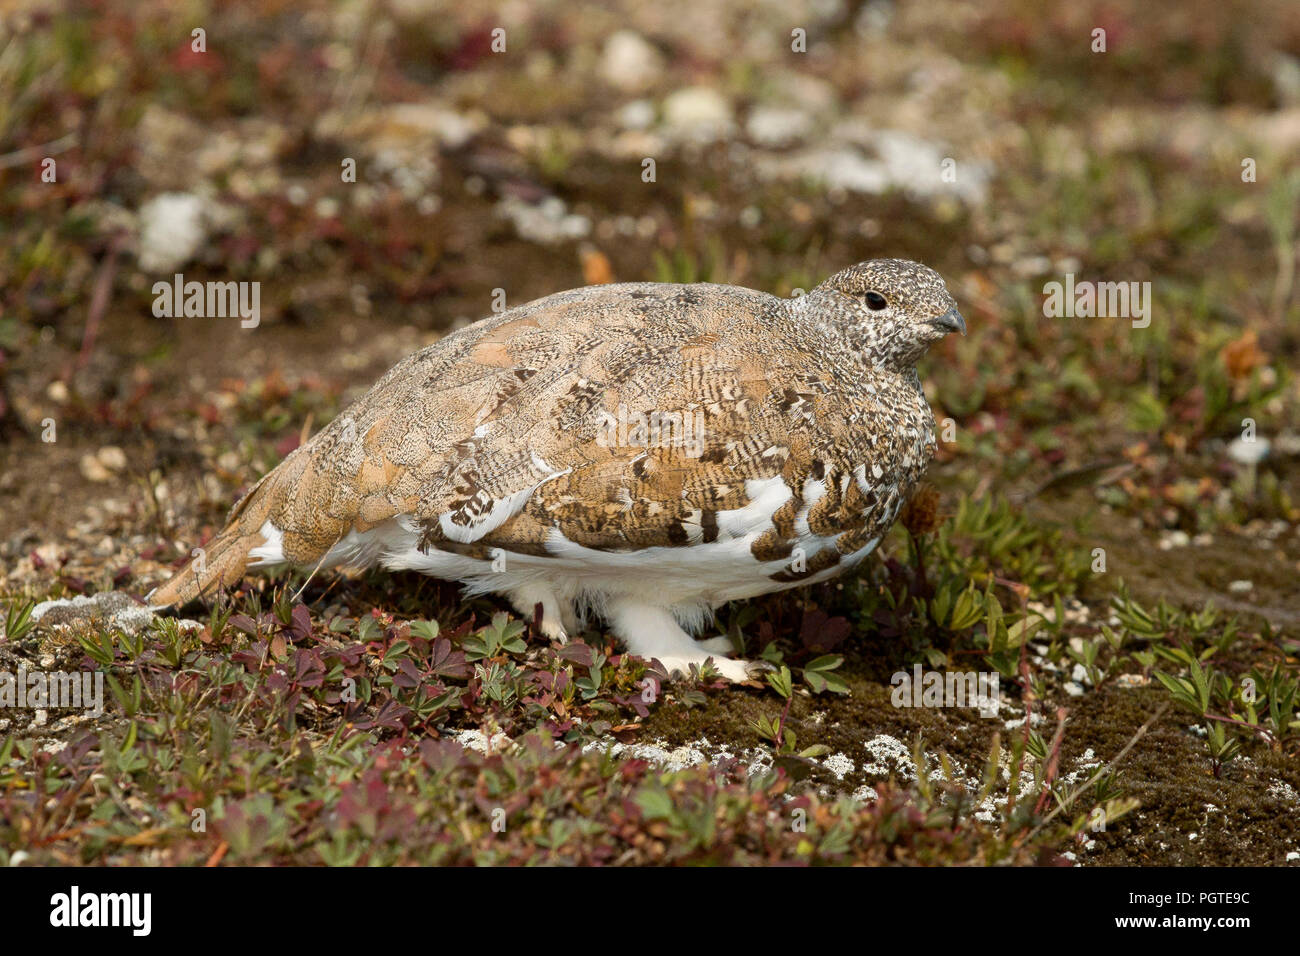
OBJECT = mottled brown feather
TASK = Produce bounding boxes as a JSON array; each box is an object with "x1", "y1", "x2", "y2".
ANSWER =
[{"x1": 151, "y1": 262, "x2": 960, "y2": 606}]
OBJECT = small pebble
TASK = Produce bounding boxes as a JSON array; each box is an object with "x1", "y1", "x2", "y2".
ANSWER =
[
  {"x1": 1115, "y1": 673, "x2": 1150, "y2": 688},
  {"x1": 1158, "y1": 530, "x2": 1191, "y2": 550}
]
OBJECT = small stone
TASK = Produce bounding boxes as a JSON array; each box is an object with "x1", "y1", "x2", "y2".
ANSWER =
[
  {"x1": 496, "y1": 195, "x2": 591, "y2": 245},
  {"x1": 379, "y1": 102, "x2": 480, "y2": 150},
  {"x1": 746, "y1": 106, "x2": 814, "y2": 147},
  {"x1": 1227, "y1": 436, "x2": 1270, "y2": 465},
  {"x1": 662, "y1": 87, "x2": 735, "y2": 143},
  {"x1": 599, "y1": 31, "x2": 663, "y2": 92},
  {"x1": 768, "y1": 147, "x2": 889, "y2": 194},
  {"x1": 79, "y1": 453, "x2": 112, "y2": 483},
  {"x1": 136, "y1": 192, "x2": 208, "y2": 273},
  {"x1": 1158, "y1": 530, "x2": 1191, "y2": 550},
  {"x1": 615, "y1": 99, "x2": 656, "y2": 131},
  {"x1": 1115, "y1": 673, "x2": 1150, "y2": 689},
  {"x1": 97, "y1": 446, "x2": 127, "y2": 472},
  {"x1": 1228, "y1": 579, "x2": 1254, "y2": 593},
  {"x1": 1012, "y1": 255, "x2": 1053, "y2": 278}
]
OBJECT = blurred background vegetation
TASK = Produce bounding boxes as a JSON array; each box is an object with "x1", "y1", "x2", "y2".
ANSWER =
[{"x1": 1, "y1": 0, "x2": 1296, "y2": 554}]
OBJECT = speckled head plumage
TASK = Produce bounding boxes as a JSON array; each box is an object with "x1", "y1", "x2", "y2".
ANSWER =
[
  {"x1": 151, "y1": 258, "x2": 965, "y2": 682},
  {"x1": 806, "y1": 258, "x2": 965, "y2": 368}
]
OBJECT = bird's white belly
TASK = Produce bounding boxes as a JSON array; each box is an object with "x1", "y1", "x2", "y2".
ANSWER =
[{"x1": 252, "y1": 474, "x2": 886, "y2": 614}]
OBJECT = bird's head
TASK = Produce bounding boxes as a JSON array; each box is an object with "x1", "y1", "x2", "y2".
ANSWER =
[{"x1": 804, "y1": 258, "x2": 965, "y2": 369}]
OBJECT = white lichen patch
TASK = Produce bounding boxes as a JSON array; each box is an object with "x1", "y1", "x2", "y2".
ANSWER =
[
  {"x1": 821, "y1": 752, "x2": 856, "y2": 780},
  {"x1": 1267, "y1": 779, "x2": 1299, "y2": 804},
  {"x1": 582, "y1": 735, "x2": 776, "y2": 777},
  {"x1": 453, "y1": 729, "x2": 512, "y2": 754},
  {"x1": 31, "y1": 591, "x2": 202, "y2": 637},
  {"x1": 861, "y1": 734, "x2": 922, "y2": 780}
]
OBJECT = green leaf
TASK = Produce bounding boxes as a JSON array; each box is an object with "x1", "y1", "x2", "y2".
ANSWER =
[
  {"x1": 409, "y1": 620, "x2": 439, "y2": 641},
  {"x1": 1005, "y1": 616, "x2": 1043, "y2": 648},
  {"x1": 635, "y1": 787, "x2": 675, "y2": 821},
  {"x1": 766, "y1": 666, "x2": 794, "y2": 698}
]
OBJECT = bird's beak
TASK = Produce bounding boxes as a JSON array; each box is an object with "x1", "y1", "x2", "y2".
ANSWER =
[{"x1": 930, "y1": 307, "x2": 967, "y2": 336}]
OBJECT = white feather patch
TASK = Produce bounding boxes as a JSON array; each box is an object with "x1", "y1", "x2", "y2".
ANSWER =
[{"x1": 247, "y1": 521, "x2": 285, "y2": 566}]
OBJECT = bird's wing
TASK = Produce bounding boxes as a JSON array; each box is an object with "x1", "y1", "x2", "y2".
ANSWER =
[{"x1": 152, "y1": 282, "x2": 871, "y2": 603}]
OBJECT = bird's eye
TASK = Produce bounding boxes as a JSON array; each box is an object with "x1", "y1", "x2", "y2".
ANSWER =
[{"x1": 864, "y1": 291, "x2": 888, "y2": 310}]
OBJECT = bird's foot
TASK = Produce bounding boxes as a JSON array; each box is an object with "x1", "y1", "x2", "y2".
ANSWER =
[
  {"x1": 655, "y1": 654, "x2": 771, "y2": 684},
  {"x1": 695, "y1": 635, "x2": 735, "y2": 655},
  {"x1": 508, "y1": 585, "x2": 572, "y2": 644},
  {"x1": 538, "y1": 619, "x2": 570, "y2": 645},
  {"x1": 608, "y1": 600, "x2": 770, "y2": 684}
]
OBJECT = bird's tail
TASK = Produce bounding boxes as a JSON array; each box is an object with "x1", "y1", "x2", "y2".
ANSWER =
[
  {"x1": 147, "y1": 472, "x2": 280, "y2": 608},
  {"x1": 147, "y1": 526, "x2": 267, "y2": 607}
]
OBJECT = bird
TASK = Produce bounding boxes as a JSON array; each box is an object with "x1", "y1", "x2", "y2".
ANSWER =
[{"x1": 149, "y1": 259, "x2": 965, "y2": 681}]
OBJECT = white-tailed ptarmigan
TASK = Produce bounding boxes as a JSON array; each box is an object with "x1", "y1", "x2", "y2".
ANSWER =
[{"x1": 150, "y1": 259, "x2": 966, "y2": 681}]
